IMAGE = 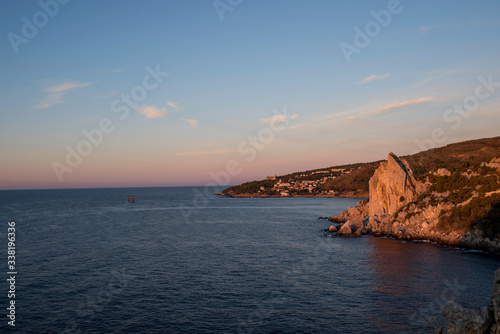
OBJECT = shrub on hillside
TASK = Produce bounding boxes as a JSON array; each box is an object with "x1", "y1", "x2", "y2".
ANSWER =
[{"x1": 437, "y1": 193, "x2": 500, "y2": 236}]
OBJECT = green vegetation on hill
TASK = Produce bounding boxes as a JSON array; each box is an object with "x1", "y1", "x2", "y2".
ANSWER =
[
  {"x1": 321, "y1": 163, "x2": 379, "y2": 194},
  {"x1": 223, "y1": 179, "x2": 275, "y2": 195},
  {"x1": 438, "y1": 193, "x2": 500, "y2": 236},
  {"x1": 222, "y1": 161, "x2": 381, "y2": 197},
  {"x1": 401, "y1": 137, "x2": 500, "y2": 236},
  {"x1": 405, "y1": 137, "x2": 500, "y2": 179}
]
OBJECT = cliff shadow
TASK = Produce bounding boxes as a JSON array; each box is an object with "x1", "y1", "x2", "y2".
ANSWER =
[{"x1": 453, "y1": 194, "x2": 500, "y2": 251}]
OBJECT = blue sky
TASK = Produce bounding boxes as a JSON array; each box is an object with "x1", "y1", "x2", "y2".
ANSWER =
[{"x1": 1, "y1": 0, "x2": 500, "y2": 189}]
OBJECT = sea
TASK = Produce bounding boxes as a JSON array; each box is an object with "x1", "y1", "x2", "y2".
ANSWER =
[{"x1": 0, "y1": 186, "x2": 499, "y2": 333}]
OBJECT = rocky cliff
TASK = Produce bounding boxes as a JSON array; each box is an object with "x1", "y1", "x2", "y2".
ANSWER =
[
  {"x1": 328, "y1": 151, "x2": 500, "y2": 252},
  {"x1": 324, "y1": 145, "x2": 500, "y2": 333},
  {"x1": 368, "y1": 152, "x2": 424, "y2": 216},
  {"x1": 440, "y1": 267, "x2": 500, "y2": 333}
]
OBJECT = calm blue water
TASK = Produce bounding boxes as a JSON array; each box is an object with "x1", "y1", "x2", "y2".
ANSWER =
[{"x1": 0, "y1": 187, "x2": 499, "y2": 333}]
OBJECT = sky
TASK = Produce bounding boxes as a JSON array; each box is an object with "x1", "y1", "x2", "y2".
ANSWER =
[{"x1": 1, "y1": 0, "x2": 500, "y2": 190}]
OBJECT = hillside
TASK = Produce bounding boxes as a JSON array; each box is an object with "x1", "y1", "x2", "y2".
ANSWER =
[
  {"x1": 223, "y1": 136, "x2": 500, "y2": 199},
  {"x1": 327, "y1": 136, "x2": 500, "y2": 251},
  {"x1": 221, "y1": 161, "x2": 381, "y2": 198},
  {"x1": 401, "y1": 137, "x2": 500, "y2": 238}
]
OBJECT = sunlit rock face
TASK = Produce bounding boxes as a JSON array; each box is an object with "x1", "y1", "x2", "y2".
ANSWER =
[
  {"x1": 369, "y1": 152, "x2": 424, "y2": 217},
  {"x1": 329, "y1": 151, "x2": 500, "y2": 251}
]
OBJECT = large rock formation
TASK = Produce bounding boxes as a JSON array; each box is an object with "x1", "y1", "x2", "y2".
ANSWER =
[
  {"x1": 369, "y1": 152, "x2": 424, "y2": 216},
  {"x1": 328, "y1": 152, "x2": 500, "y2": 251}
]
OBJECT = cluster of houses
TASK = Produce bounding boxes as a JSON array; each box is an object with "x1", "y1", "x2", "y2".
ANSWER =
[{"x1": 259, "y1": 168, "x2": 354, "y2": 197}]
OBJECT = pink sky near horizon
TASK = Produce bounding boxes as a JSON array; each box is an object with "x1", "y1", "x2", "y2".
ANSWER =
[{"x1": 2, "y1": 128, "x2": 499, "y2": 190}]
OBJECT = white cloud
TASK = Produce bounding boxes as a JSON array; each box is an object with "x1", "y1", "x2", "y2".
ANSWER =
[
  {"x1": 44, "y1": 81, "x2": 89, "y2": 94},
  {"x1": 136, "y1": 100, "x2": 181, "y2": 120},
  {"x1": 33, "y1": 81, "x2": 90, "y2": 109},
  {"x1": 261, "y1": 113, "x2": 298, "y2": 125},
  {"x1": 374, "y1": 96, "x2": 434, "y2": 114},
  {"x1": 331, "y1": 97, "x2": 434, "y2": 125},
  {"x1": 356, "y1": 73, "x2": 390, "y2": 85},
  {"x1": 136, "y1": 105, "x2": 170, "y2": 119},
  {"x1": 165, "y1": 101, "x2": 180, "y2": 111},
  {"x1": 33, "y1": 93, "x2": 65, "y2": 109},
  {"x1": 180, "y1": 118, "x2": 199, "y2": 128},
  {"x1": 175, "y1": 149, "x2": 235, "y2": 156},
  {"x1": 345, "y1": 115, "x2": 361, "y2": 121}
]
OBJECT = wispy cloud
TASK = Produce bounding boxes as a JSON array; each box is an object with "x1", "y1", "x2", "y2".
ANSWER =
[
  {"x1": 175, "y1": 149, "x2": 235, "y2": 156},
  {"x1": 107, "y1": 69, "x2": 124, "y2": 73},
  {"x1": 261, "y1": 113, "x2": 298, "y2": 125},
  {"x1": 34, "y1": 93, "x2": 65, "y2": 109},
  {"x1": 34, "y1": 81, "x2": 90, "y2": 109},
  {"x1": 331, "y1": 96, "x2": 434, "y2": 125},
  {"x1": 374, "y1": 96, "x2": 434, "y2": 114},
  {"x1": 356, "y1": 73, "x2": 390, "y2": 85},
  {"x1": 180, "y1": 118, "x2": 199, "y2": 128},
  {"x1": 136, "y1": 100, "x2": 181, "y2": 120},
  {"x1": 45, "y1": 82, "x2": 89, "y2": 94},
  {"x1": 136, "y1": 105, "x2": 169, "y2": 119},
  {"x1": 166, "y1": 101, "x2": 181, "y2": 111}
]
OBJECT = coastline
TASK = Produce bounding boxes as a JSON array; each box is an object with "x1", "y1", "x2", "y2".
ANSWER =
[
  {"x1": 219, "y1": 191, "x2": 499, "y2": 251},
  {"x1": 219, "y1": 138, "x2": 500, "y2": 254},
  {"x1": 218, "y1": 192, "x2": 499, "y2": 252},
  {"x1": 216, "y1": 192, "x2": 368, "y2": 198},
  {"x1": 321, "y1": 216, "x2": 470, "y2": 250}
]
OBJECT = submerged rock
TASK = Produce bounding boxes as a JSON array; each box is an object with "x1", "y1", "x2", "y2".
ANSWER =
[
  {"x1": 337, "y1": 223, "x2": 352, "y2": 235},
  {"x1": 441, "y1": 302, "x2": 491, "y2": 334},
  {"x1": 441, "y1": 267, "x2": 500, "y2": 333}
]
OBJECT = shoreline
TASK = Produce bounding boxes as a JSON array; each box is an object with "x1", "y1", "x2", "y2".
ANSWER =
[
  {"x1": 219, "y1": 193, "x2": 500, "y2": 252},
  {"x1": 216, "y1": 192, "x2": 368, "y2": 199},
  {"x1": 322, "y1": 213, "x2": 500, "y2": 253},
  {"x1": 327, "y1": 230, "x2": 499, "y2": 255}
]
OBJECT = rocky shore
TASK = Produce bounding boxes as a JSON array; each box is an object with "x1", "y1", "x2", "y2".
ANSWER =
[
  {"x1": 440, "y1": 267, "x2": 500, "y2": 333},
  {"x1": 216, "y1": 192, "x2": 365, "y2": 198},
  {"x1": 321, "y1": 151, "x2": 500, "y2": 333},
  {"x1": 324, "y1": 152, "x2": 500, "y2": 252}
]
